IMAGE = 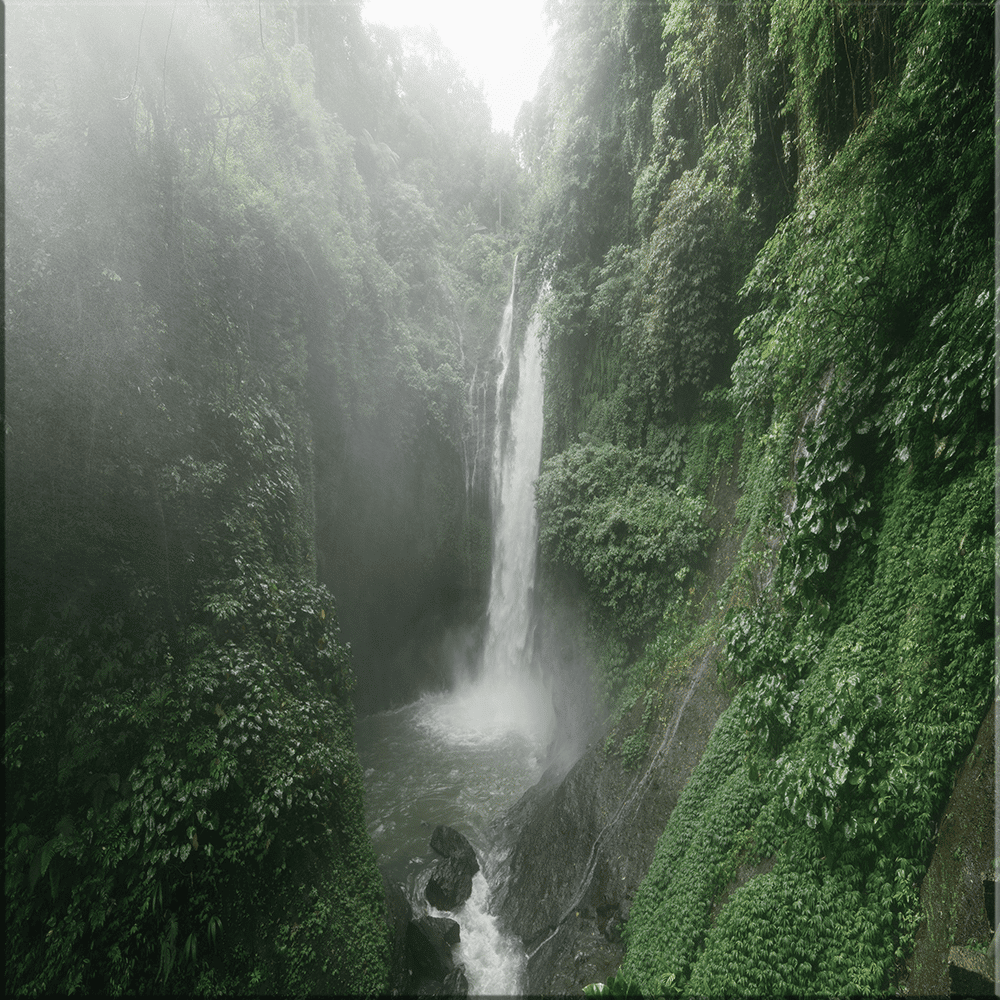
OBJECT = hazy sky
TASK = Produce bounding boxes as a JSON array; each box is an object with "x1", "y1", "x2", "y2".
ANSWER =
[{"x1": 362, "y1": 0, "x2": 552, "y2": 134}]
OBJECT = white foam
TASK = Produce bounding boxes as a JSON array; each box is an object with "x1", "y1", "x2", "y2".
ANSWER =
[
  {"x1": 430, "y1": 873, "x2": 526, "y2": 996},
  {"x1": 414, "y1": 672, "x2": 555, "y2": 749}
]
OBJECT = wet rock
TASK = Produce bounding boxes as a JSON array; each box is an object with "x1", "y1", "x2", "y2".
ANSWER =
[
  {"x1": 490, "y1": 646, "x2": 731, "y2": 994},
  {"x1": 382, "y1": 877, "x2": 413, "y2": 995},
  {"x1": 442, "y1": 964, "x2": 469, "y2": 997},
  {"x1": 407, "y1": 914, "x2": 458, "y2": 980},
  {"x1": 425, "y1": 826, "x2": 479, "y2": 911},
  {"x1": 426, "y1": 856, "x2": 476, "y2": 911},
  {"x1": 431, "y1": 825, "x2": 480, "y2": 874},
  {"x1": 425, "y1": 914, "x2": 461, "y2": 947},
  {"x1": 902, "y1": 698, "x2": 995, "y2": 996},
  {"x1": 525, "y1": 911, "x2": 623, "y2": 996}
]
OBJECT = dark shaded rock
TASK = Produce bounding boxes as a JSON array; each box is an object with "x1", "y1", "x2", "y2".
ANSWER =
[
  {"x1": 382, "y1": 876, "x2": 413, "y2": 996},
  {"x1": 985, "y1": 880, "x2": 996, "y2": 933},
  {"x1": 489, "y1": 644, "x2": 732, "y2": 994},
  {"x1": 407, "y1": 914, "x2": 456, "y2": 980},
  {"x1": 524, "y1": 911, "x2": 623, "y2": 996},
  {"x1": 424, "y1": 914, "x2": 461, "y2": 947},
  {"x1": 426, "y1": 856, "x2": 475, "y2": 911},
  {"x1": 442, "y1": 964, "x2": 469, "y2": 997},
  {"x1": 902, "y1": 698, "x2": 995, "y2": 996},
  {"x1": 948, "y1": 945, "x2": 993, "y2": 995},
  {"x1": 430, "y1": 825, "x2": 480, "y2": 875}
]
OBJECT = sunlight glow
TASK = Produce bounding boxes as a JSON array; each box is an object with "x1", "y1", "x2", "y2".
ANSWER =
[{"x1": 362, "y1": 0, "x2": 552, "y2": 133}]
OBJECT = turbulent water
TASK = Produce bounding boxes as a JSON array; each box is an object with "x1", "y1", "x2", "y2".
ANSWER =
[
  {"x1": 355, "y1": 285, "x2": 552, "y2": 994},
  {"x1": 355, "y1": 687, "x2": 546, "y2": 993}
]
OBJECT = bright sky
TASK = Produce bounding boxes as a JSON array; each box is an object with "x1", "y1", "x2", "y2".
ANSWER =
[{"x1": 361, "y1": 0, "x2": 552, "y2": 134}]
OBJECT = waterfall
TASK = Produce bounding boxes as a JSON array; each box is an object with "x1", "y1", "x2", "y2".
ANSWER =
[
  {"x1": 460, "y1": 273, "x2": 554, "y2": 743},
  {"x1": 438, "y1": 271, "x2": 554, "y2": 744},
  {"x1": 356, "y1": 275, "x2": 554, "y2": 997},
  {"x1": 461, "y1": 257, "x2": 515, "y2": 511},
  {"x1": 490, "y1": 258, "x2": 518, "y2": 508},
  {"x1": 482, "y1": 303, "x2": 544, "y2": 682}
]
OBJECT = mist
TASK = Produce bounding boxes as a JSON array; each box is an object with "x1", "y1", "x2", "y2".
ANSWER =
[{"x1": 6, "y1": 0, "x2": 530, "y2": 713}]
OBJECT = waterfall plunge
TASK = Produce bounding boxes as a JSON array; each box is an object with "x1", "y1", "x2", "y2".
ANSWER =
[
  {"x1": 357, "y1": 275, "x2": 555, "y2": 997},
  {"x1": 439, "y1": 275, "x2": 555, "y2": 747}
]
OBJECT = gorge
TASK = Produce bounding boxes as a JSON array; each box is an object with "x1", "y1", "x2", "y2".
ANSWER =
[{"x1": 5, "y1": 1, "x2": 994, "y2": 996}]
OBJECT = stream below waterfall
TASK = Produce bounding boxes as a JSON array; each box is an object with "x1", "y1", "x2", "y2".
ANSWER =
[{"x1": 355, "y1": 671, "x2": 553, "y2": 994}]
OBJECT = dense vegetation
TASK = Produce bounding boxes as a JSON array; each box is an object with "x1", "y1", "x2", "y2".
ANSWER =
[
  {"x1": 515, "y1": 0, "x2": 992, "y2": 994},
  {"x1": 6, "y1": 0, "x2": 992, "y2": 994},
  {"x1": 5, "y1": 1, "x2": 520, "y2": 992}
]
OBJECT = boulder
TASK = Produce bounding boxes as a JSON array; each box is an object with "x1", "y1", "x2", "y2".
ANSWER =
[
  {"x1": 425, "y1": 826, "x2": 480, "y2": 911},
  {"x1": 442, "y1": 964, "x2": 469, "y2": 997},
  {"x1": 426, "y1": 856, "x2": 475, "y2": 911},
  {"x1": 430, "y1": 825, "x2": 480, "y2": 874},
  {"x1": 423, "y1": 914, "x2": 461, "y2": 948},
  {"x1": 407, "y1": 914, "x2": 459, "y2": 980}
]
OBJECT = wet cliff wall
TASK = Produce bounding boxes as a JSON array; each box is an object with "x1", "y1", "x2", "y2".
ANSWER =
[{"x1": 499, "y1": 1, "x2": 993, "y2": 994}]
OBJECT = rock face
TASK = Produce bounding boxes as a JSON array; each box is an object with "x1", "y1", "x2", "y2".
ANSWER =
[
  {"x1": 408, "y1": 915, "x2": 462, "y2": 980},
  {"x1": 489, "y1": 646, "x2": 731, "y2": 994},
  {"x1": 383, "y1": 877, "x2": 414, "y2": 995},
  {"x1": 948, "y1": 946, "x2": 993, "y2": 995},
  {"x1": 425, "y1": 825, "x2": 480, "y2": 911},
  {"x1": 902, "y1": 698, "x2": 995, "y2": 996}
]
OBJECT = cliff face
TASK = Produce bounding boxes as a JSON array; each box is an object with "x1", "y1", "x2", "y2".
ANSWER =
[
  {"x1": 500, "y1": 2, "x2": 992, "y2": 994},
  {"x1": 491, "y1": 459, "x2": 744, "y2": 994}
]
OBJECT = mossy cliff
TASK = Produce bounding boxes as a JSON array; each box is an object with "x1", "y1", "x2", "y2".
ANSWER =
[{"x1": 497, "y1": 0, "x2": 994, "y2": 994}]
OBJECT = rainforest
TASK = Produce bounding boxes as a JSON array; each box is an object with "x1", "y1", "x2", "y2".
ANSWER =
[{"x1": 5, "y1": 0, "x2": 994, "y2": 996}]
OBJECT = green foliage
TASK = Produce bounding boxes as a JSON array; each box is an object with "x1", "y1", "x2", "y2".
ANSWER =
[
  {"x1": 682, "y1": 389, "x2": 736, "y2": 497},
  {"x1": 770, "y1": 0, "x2": 902, "y2": 173},
  {"x1": 583, "y1": 968, "x2": 646, "y2": 996},
  {"x1": 621, "y1": 709, "x2": 764, "y2": 992},
  {"x1": 626, "y1": 170, "x2": 738, "y2": 420},
  {"x1": 612, "y1": 3, "x2": 992, "y2": 996},
  {"x1": 6, "y1": 574, "x2": 389, "y2": 996},
  {"x1": 735, "y1": 0, "x2": 991, "y2": 425},
  {"x1": 619, "y1": 732, "x2": 649, "y2": 771},
  {"x1": 535, "y1": 441, "x2": 709, "y2": 642}
]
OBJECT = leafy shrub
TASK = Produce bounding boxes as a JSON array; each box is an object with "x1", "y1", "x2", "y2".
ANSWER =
[
  {"x1": 5, "y1": 575, "x2": 389, "y2": 996},
  {"x1": 535, "y1": 441, "x2": 709, "y2": 641},
  {"x1": 626, "y1": 170, "x2": 737, "y2": 420}
]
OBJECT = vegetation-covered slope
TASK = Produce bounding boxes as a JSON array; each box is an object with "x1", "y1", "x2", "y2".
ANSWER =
[
  {"x1": 5, "y1": 1, "x2": 520, "y2": 992},
  {"x1": 514, "y1": 0, "x2": 993, "y2": 994}
]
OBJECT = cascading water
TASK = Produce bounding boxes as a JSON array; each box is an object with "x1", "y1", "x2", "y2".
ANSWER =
[
  {"x1": 446, "y1": 264, "x2": 555, "y2": 742},
  {"x1": 355, "y1": 272, "x2": 553, "y2": 994}
]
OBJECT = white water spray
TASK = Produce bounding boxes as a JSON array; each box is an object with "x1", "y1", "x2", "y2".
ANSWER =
[{"x1": 452, "y1": 268, "x2": 555, "y2": 744}]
